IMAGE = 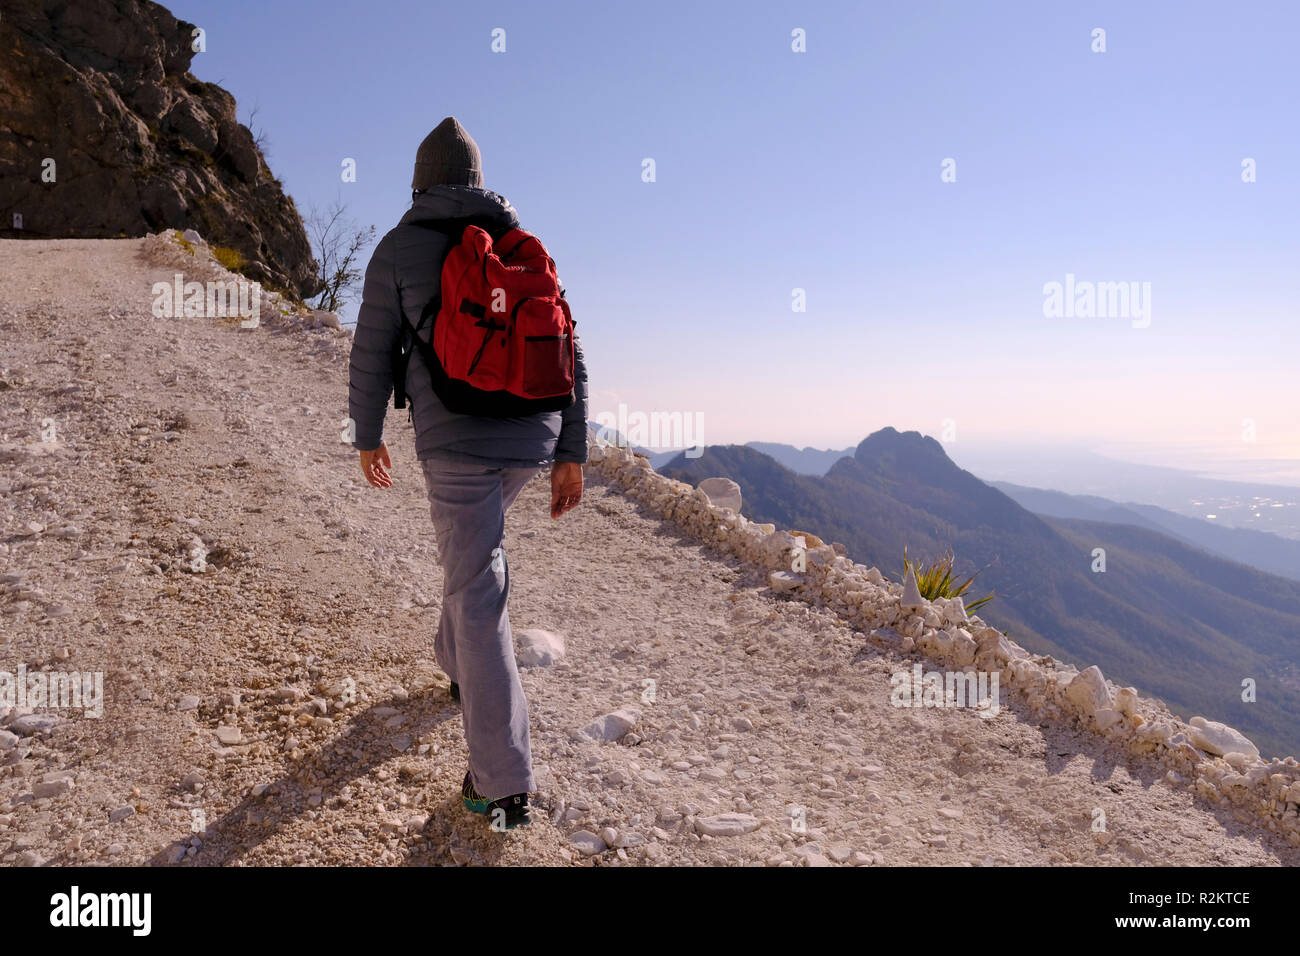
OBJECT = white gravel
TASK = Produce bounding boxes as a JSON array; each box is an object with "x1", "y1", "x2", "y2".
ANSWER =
[{"x1": 0, "y1": 237, "x2": 1297, "y2": 867}]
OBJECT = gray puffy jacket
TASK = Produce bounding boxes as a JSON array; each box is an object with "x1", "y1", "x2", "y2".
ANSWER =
[{"x1": 347, "y1": 185, "x2": 589, "y2": 467}]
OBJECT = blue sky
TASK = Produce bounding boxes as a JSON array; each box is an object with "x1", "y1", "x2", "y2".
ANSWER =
[{"x1": 174, "y1": 0, "x2": 1300, "y2": 469}]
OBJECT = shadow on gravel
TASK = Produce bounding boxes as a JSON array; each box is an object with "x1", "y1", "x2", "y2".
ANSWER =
[
  {"x1": 147, "y1": 690, "x2": 461, "y2": 866},
  {"x1": 858, "y1": 643, "x2": 1300, "y2": 864},
  {"x1": 1035, "y1": 714, "x2": 1300, "y2": 864}
]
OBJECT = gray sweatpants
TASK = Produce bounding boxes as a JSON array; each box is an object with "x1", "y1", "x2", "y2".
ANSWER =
[{"x1": 421, "y1": 458, "x2": 540, "y2": 799}]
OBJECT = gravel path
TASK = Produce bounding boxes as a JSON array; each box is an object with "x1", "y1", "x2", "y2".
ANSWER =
[{"x1": 1, "y1": 237, "x2": 1296, "y2": 867}]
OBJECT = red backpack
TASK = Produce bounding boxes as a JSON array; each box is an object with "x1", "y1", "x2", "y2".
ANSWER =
[{"x1": 393, "y1": 216, "x2": 576, "y2": 417}]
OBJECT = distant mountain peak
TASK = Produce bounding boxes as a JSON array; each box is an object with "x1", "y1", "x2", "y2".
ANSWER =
[{"x1": 855, "y1": 427, "x2": 949, "y2": 463}]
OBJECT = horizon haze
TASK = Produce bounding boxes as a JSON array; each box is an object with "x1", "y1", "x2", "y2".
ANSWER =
[{"x1": 168, "y1": 0, "x2": 1300, "y2": 482}]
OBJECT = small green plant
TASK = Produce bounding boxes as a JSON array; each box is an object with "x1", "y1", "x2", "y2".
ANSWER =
[
  {"x1": 173, "y1": 230, "x2": 195, "y2": 255},
  {"x1": 212, "y1": 245, "x2": 247, "y2": 272},
  {"x1": 902, "y1": 547, "x2": 996, "y2": 614}
]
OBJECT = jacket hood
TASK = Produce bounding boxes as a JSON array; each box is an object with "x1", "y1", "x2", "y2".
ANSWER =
[{"x1": 399, "y1": 185, "x2": 518, "y2": 229}]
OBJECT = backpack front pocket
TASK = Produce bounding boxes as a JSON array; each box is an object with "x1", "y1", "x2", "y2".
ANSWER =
[{"x1": 521, "y1": 332, "x2": 573, "y2": 397}]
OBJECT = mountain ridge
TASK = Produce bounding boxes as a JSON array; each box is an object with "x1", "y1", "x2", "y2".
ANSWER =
[
  {"x1": 662, "y1": 431, "x2": 1300, "y2": 758},
  {"x1": 996, "y1": 480, "x2": 1300, "y2": 582}
]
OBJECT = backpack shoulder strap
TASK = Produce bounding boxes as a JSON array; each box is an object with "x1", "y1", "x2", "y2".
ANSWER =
[{"x1": 392, "y1": 215, "x2": 512, "y2": 410}]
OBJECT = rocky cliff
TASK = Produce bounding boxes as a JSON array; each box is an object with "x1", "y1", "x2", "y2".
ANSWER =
[{"x1": 0, "y1": 0, "x2": 320, "y2": 298}]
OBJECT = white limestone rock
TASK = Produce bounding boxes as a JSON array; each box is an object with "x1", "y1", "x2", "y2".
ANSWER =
[
  {"x1": 941, "y1": 597, "x2": 969, "y2": 625},
  {"x1": 697, "y1": 477, "x2": 741, "y2": 513},
  {"x1": 1186, "y1": 716, "x2": 1259, "y2": 761},
  {"x1": 794, "y1": 843, "x2": 832, "y2": 867},
  {"x1": 900, "y1": 566, "x2": 925, "y2": 608},
  {"x1": 974, "y1": 627, "x2": 1014, "y2": 664},
  {"x1": 33, "y1": 778, "x2": 73, "y2": 799},
  {"x1": 763, "y1": 530, "x2": 801, "y2": 563},
  {"x1": 1114, "y1": 686, "x2": 1140, "y2": 716},
  {"x1": 1063, "y1": 665, "x2": 1112, "y2": 719},
  {"x1": 569, "y1": 830, "x2": 607, "y2": 856},
  {"x1": 1094, "y1": 708, "x2": 1124, "y2": 732},
  {"x1": 579, "y1": 707, "x2": 640, "y2": 742},
  {"x1": 1222, "y1": 751, "x2": 1252, "y2": 771},
  {"x1": 694, "y1": 813, "x2": 760, "y2": 837},
  {"x1": 769, "y1": 571, "x2": 804, "y2": 593},
  {"x1": 515, "y1": 628, "x2": 565, "y2": 667},
  {"x1": 805, "y1": 544, "x2": 836, "y2": 567},
  {"x1": 10, "y1": 714, "x2": 59, "y2": 736},
  {"x1": 950, "y1": 628, "x2": 977, "y2": 667},
  {"x1": 922, "y1": 628, "x2": 954, "y2": 658}
]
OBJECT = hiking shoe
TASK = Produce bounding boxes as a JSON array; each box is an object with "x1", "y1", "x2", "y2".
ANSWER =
[
  {"x1": 461, "y1": 771, "x2": 531, "y2": 829},
  {"x1": 487, "y1": 793, "x2": 532, "y2": 830},
  {"x1": 462, "y1": 770, "x2": 490, "y2": 814},
  {"x1": 449, "y1": 681, "x2": 460, "y2": 703}
]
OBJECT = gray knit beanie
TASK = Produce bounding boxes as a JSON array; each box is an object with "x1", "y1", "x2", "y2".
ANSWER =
[{"x1": 412, "y1": 117, "x2": 483, "y2": 190}]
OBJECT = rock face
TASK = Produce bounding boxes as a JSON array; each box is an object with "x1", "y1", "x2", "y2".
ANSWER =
[{"x1": 0, "y1": 0, "x2": 320, "y2": 297}]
